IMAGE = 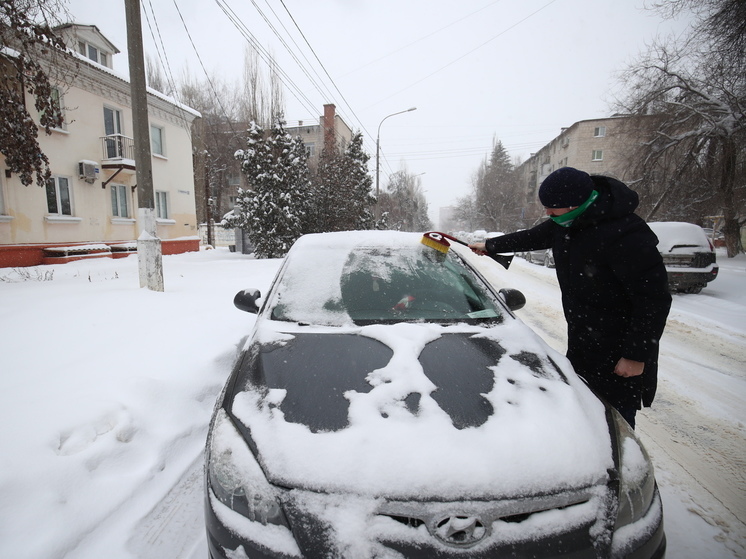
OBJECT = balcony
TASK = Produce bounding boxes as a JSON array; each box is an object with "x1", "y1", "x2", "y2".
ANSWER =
[
  {"x1": 100, "y1": 134, "x2": 136, "y2": 188},
  {"x1": 100, "y1": 134, "x2": 136, "y2": 167}
]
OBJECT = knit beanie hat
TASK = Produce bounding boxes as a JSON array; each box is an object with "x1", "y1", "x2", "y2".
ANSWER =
[{"x1": 539, "y1": 167, "x2": 595, "y2": 208}]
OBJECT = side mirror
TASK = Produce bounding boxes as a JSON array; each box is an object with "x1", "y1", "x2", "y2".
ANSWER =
[
  {"x1": 498, "y1": 288, "x2": 526, "y2": 312},
  {"x1": 234, "y1": 289, "x2": 261, "y2": 314}
]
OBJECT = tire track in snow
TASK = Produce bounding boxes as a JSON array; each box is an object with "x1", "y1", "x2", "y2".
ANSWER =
[{"x1": 127, "y1": 454, "x2": 205, "y2": 558}]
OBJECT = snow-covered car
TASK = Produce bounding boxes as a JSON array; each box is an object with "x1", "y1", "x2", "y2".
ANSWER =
[
  {"x1": 204, "y1": 231, "x2": 665, "y2": 559},
  {"x1": 648, "y1": 222, "x2": 719, "y2": 294},
  {"x1": 471, "y1": 229, "x2": 488, "y2": 243}
]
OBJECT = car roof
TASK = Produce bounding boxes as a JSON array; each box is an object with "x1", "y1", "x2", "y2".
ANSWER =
[{"x1": 648, "y1": 222, "x2": 711, "y2": 252}]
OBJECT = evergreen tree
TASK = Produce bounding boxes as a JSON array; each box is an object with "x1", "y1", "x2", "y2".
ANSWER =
[
  {"x1": 474, "y1": 140, "x2": 520, "y2": 231},
  {"x1": 306, "y1": 132, "x2": 375, "y2": 233},
  {"x1": 225, "y1": 119, "x2": 310, "y2": 258},
  {"x1": 305, "y1": 143, "x2": 343, "y2": 233},
  {"x1": 339, "y1": 132, "x2": 375, "y2": 230}
]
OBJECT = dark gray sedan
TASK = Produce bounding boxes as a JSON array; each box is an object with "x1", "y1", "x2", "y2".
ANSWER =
[{"x1": 204, "y1": 231, "x2": 665, "y2": 559}]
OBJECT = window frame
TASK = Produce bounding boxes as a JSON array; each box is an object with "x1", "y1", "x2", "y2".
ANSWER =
[
  {"x1": 111, "y1": 184, "x2": 130, "y2": 218},
  {"x1": 592, "y1": 150, "x2": 604, "y2": 161},
  {"x1": 594, "y1": 126, "x2": 607, "y2": 138},
  {"x1": 103, "y1": 106, "x2": 124, "y2": 159},
  {"x1": 150, "y1": 124, "x2": 165, "y2": 157},
  {"x1": 79, "y1": 41, "x2": 109, "y2": 67},
  {"x1": 42, "y1": 86, "x2": 66, "y2": 131},
  {"x1": 46, "y1": 175, "x2": 73, "y2": 216},
  {"x1": 155, "y1": 190, "x2": 169, "y2": 219}
]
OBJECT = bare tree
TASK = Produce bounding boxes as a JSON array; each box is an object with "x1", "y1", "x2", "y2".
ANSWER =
[
  {"x1": 179, "y1": 48, "x2": 286, "y2": 236},
  {"x1": 617, "y1": 0, "x2": 745, "y2": 256},
  {"x1": 379, "y1": 169, "x2": 432, "y2": 231},
  {"x1": 145, "y1": 53, "x2": 167, "y2": 94}
]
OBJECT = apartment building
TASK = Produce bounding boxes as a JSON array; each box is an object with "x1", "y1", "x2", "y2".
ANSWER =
[
  {"x1": 515, "y1": 115, "x2": 651, "y2": 225},
  {"x1": 0, "y1": 23, "x2": 201, "y2": 267},
  {"x1": 286, "y1": 104, "x2": 354, "y2": 170}
]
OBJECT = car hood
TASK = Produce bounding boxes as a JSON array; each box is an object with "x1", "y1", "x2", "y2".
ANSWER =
[{"x1": 228, "y1": 320, "x2": 613, "y2": 500}]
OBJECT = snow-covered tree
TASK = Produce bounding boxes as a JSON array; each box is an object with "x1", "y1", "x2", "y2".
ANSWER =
[
  {"x1": 225, "y1": 119, "x2": 310, "y2": 258},
  {"x1": 379, "y1": 169, "x2": 432, "y2": 231},
  {"x1": 473, "y1": 139, "x2": 521, "y2": 232},
  {"x1": 306, "y1": 132, "x2": 375, "y2": 233}
]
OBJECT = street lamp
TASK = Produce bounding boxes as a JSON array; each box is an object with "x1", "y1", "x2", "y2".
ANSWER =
[{"x1": 375, "y1": 107, "x2": 417, "y2": 223}]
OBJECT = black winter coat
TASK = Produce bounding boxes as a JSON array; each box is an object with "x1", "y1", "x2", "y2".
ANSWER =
[{"x1": 485, "y1": 175, "x2": 671, "y2": 410}]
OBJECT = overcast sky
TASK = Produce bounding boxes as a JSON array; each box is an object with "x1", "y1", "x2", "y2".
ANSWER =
[{"x1": 64, "y1": 0, "x2": 691, "y2": 226}]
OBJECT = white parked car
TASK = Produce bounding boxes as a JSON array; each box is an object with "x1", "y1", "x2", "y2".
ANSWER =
[{"x1": 648, "y1": 222, "x2": 719, "y2": 294}]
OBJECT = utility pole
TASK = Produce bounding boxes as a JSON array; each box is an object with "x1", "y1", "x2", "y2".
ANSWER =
[{"x1": 125, "y1": 0, "x2": 164, "y2": 291}]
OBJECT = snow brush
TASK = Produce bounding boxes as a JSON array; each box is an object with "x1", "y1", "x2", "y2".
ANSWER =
[{"x1": 421, "y1": 232, "x2": 513, "y2": 270}]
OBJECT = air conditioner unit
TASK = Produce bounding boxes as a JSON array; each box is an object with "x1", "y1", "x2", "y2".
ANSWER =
[{"x1": 78, "y1": 161, "x2": 100, "y2": 184}]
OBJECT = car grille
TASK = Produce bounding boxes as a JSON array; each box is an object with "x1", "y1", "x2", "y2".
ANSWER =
[{"x1": 375, "y1": 487, "x2": 606, "y2": 553}]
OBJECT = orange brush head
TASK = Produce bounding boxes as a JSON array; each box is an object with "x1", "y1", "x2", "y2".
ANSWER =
[{"x1": 420, "y1": 231, "x2": 451, "y2": 253}]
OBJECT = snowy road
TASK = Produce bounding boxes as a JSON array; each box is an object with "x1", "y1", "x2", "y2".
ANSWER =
[{"x1": 126, "y1": 250, "x2": 746, "y2": 559}]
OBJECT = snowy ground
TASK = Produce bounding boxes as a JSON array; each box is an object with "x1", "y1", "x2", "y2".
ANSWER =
[{"x1": 0, "y1": 245, "x2": 743, "y2": 558}]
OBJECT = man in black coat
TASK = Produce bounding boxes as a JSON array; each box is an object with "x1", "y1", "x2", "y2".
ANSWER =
[{"x1": 470, "y1": 167, "x2": 671, "y2": 428}]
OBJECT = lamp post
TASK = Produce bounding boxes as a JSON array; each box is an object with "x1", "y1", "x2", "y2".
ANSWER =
[{"x1": 375, "y1": 107, "x2": 417, "y2": 223}]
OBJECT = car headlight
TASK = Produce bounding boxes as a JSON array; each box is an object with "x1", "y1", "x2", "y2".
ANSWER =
[
  {"x1": 613, "y1": 411, "x2": 656, "y2": 528},
  {"x1": 208, "y1": 409, "x2": 289, "y2": 527}
]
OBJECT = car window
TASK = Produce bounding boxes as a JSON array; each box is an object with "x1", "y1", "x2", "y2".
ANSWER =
[{"x1": 268, "y1": 244, "x2": 502, "y2": 326}]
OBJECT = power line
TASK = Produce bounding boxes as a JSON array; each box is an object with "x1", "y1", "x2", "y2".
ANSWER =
[
  {"x1": 214, "y1": 0, "x2": 325, "y2": 121},
  {"x1": 170, "y1": 0, "x2": 239, "y2": 134},
  {"x1": 277, "y1": 0, "x2": 374, "y2": 143},
  {"x1": 339, "y1": 0, "x2": 506, "y2": 78},
  {"x1": 141, "y1": 0, "x2": 193, "y2": 137},
  {"x1": 368, "y1": 0, "x2": 560, "y2": 108}
]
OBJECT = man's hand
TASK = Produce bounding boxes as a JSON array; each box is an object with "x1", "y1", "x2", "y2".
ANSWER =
[
  {"x1": 614, "y1": 357, "x2": 645, "y2": 377},
  {"x1": 469, "y1": 242, "x2": 487, "y2": 255}
]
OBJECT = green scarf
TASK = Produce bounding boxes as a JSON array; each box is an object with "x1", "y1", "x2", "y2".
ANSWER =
[{"x1": 550, "y1": 190, "x2": 599, "y2": 227}]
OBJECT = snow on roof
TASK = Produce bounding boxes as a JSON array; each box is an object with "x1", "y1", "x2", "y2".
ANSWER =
[{"x1": 67, "y1": 50, "x2": 201, "y2": 119}]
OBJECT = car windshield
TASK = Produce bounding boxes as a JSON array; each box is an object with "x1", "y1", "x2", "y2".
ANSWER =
[{"x1": 267, "y1": 237, "x2": 503, "y2": 326}]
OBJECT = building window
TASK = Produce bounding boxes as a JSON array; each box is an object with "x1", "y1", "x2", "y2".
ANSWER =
[
  {"x1": 155, "y1": 191, "x2": 169, "y2": 219},
  {"x1": 39, "y1": 86, "x2": 65, "y2": 130},
  {"x1": 592, "y1": 150, "x2": 604, "y2": 161},
  {"x1": 111, "y1": 184, "x2": 129, "y2": 218},
  {"x1": 594, "y1": 126, "x2": 606, "y2": 137},
  {"x1": 79, "y1": 41, "x2": 109, "y2": 67},
  {"x1": 304, "y1": 142, "x2": 315, "y2": 157},
  {"x1": 150, "y1": 124, "x2": 165, "y2": 156},
  {"x1": 46, "y1": 176, "x2": 72, "y2": 216},
  {"x1": 104, "y1": 106, "x2": 124, "y2": 158}
]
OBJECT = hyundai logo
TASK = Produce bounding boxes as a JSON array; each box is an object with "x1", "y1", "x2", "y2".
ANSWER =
[{"x1": 434, "y1": 515, "x2": 487, "y2": 546}]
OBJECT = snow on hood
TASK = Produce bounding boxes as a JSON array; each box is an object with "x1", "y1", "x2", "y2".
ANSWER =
[{"x1": 230, "y1": 319, "x2": 613, "y2": 500}]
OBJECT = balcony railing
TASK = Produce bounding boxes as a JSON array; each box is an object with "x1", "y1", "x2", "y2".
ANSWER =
[{"x1": 101, "y1": 134, "x2": 135, "y2": 161}]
